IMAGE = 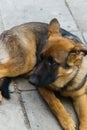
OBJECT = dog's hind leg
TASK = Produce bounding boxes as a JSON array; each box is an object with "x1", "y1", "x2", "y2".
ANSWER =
[
  {"x1": 0, "y1": 78, "x2": 11, "y2": 101},
  {"x1": 0, "y1": 60, "x2": 26, "y2": 100},
  {"x1": 73, "y1": 93, "x2": 87, "y2": 130},
  {"x1": 0, "y1": 78, "x2": 11, "y2": 99},
  {"x1": 38, "y1": 88, "x2": 76, "y2": 130},
  {"x1": 0, "y1": 58, "x2": 28, "y2": 78},
  {"x1": 0, "y1": 63, "x2": 10, "y2": 101}
]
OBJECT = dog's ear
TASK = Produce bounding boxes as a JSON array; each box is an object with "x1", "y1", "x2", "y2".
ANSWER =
[
  {"x1": 71, "y1": 43, "x2": 87, "y2": 55},
  {"x1": 48, "y1": 18, "x2": 61, "y2": 36}
]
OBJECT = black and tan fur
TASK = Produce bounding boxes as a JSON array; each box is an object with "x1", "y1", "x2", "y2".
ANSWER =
[
  {"x1": 29, "y1": 19, "x2": 87, "y2": 130},
  {"x1": 0, "y1": 22, "x2": 48, "y2": 98},
  {"x1": 0, "y1": 18, "x2": 86, "y2": 130}
]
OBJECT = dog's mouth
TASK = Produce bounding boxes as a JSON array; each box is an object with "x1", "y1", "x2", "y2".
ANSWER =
[
  {"x1": 29, "y1": 74, "x2": 56, "y2": 87},
  {"x1": 29, "y1": 67, "x2": 75, "y2": 88},
  {"x1": 29, "y1": 75, "x2": 40, "y2": 86}
]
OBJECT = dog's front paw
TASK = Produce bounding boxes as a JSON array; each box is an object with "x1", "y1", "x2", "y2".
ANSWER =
[
  {"x1": 61, "y1": 117, "x2": 76, "y2": 130},
  {"x1": 65, "y1": 118, "x2": 76, "y2": 130}
]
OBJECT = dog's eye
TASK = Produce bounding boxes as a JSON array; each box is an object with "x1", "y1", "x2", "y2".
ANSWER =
[{"x1": 47, "y1": 56, "x2": 57, "y2": 66}]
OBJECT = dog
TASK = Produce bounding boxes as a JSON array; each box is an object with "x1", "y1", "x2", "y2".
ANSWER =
[
  {"x1": 0, "y1": 18, "x2": 85, "y2": 130},
  {"x1": 29, "y1": 19, "x2": 87, "y2": 130}
]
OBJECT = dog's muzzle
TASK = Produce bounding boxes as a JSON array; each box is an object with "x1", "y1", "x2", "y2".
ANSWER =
[{"x1": 29, "y1": 74, "x2": 40, "y2": 86}]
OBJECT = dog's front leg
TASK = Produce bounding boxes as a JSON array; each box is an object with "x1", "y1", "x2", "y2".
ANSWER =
[
  {"x1": 73, "y1": 94, "x2": 87, "y2": 130},
  {"x1": 38, "y1": 88, "x2": 76, "y2": 130}
]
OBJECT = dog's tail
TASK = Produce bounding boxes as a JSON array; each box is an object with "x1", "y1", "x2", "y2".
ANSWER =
[{"x1": 0, "y1": 77, "x2": 11, "y2": 99}]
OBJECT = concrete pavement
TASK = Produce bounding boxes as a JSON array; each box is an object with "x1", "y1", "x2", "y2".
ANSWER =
[{"x1": 0, "y1": 0, "x2": 87, "y2": 130}]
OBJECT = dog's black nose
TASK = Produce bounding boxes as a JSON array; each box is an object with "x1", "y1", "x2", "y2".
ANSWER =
[{"x1": 29, "y1": 75, "x2": 39, "y2": 86}]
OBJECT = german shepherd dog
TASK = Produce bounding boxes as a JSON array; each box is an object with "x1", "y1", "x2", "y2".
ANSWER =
[
  {"x1": 0, "y1": 18, "x2": 86, "y2": 130},
  {"x1": 29, "y1": 19, "x2": 87, "y2": 130}
]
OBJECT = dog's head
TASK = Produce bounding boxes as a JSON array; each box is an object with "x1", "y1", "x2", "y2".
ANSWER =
[{"x1": 29, "y1": 18, "x2": 87, "y2": 88}]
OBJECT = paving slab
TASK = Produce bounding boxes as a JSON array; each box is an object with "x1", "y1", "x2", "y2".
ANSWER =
[
  {"x1": 66, "y1": 0, "x2": 87, "y2": 31},
  {"x1": 9, "y1": 80, "x2": 15, "y2": 92},
  {"x1": 15, "y1": 78, "x2": 36, "y2": 91},
  {"x1": 0, "y1": 0, "x2": 77, "y2": 31},
  {"x1": 21, "y1": 90, "x2": 62, "y2": 130},
  {"x1": 21, "y1": 90, "x2": 78, "y2": 130},
  {"x1": 0, "y1": 93, "x2": 29, "y2": 130}
]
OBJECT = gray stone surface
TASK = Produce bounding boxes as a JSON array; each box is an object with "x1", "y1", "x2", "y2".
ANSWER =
[
  {"x1": 21, "y1": 91, "x2": 62, "y2": 130},
  {"x1": 21, "y1": 90, "x2": 79, "y2": 130},
  {"x1": 0, "y1": 93, "x2": 29, "y2": 130},
  {"x1": 0, "y1": 0, "x2": 86, "y2": 130},
  {"x1": 71, "y1": 31, "x2": 86, "y2": 45},
  {"x1": 15, "y1": 78, "x2": 36, "y2": 91},
  {"x1": 66, "y1": 0, "x2": 87, "y2": 31},
  {"x1": 0, "y1": 0, "x2": 77, "y2": 31},
  {"x1": 9, "y1": 81, "x2": 15, "y2": 92},
  {"x1": 0, "y1": 12, "x2": 4, "y2": 33}
]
